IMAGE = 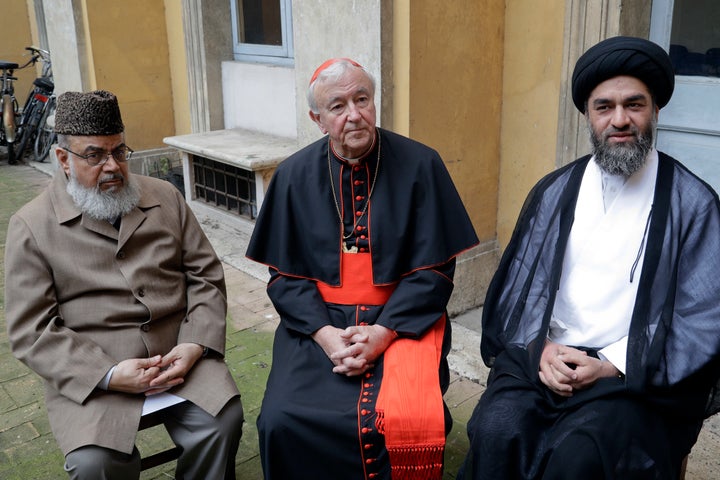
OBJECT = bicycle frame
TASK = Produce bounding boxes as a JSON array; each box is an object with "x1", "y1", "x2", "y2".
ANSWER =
[{"x1": 15, "y1": 47, "x2": 54, "y2": 160}]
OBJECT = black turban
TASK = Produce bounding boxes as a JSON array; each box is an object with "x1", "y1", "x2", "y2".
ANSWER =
[{"x1": 571, "y1": 36, "x2": 674, "y2": 113}]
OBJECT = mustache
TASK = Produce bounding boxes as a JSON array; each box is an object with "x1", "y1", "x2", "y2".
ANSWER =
[
  {"x1": 602, "y1": 125, "x2": 638, "y2": 137},
  {"x1": 99, "y1": 173, "x2": 125, "y2": 184}
]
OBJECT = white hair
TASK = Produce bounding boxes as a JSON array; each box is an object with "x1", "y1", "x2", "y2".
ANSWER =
[{"x1": 307, "y1": 59, "x2": 376, "y2": 114}]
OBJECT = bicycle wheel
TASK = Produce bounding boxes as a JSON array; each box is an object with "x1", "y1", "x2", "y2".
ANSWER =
[
  {"x1": 34, "y1": 97, "x2": 55, "y2": 162},
  {"x1": 15, "y1": 99, "x2": 38, "y2": 160},
  {"x1": 7, "y1": 141, "x2": 16, "y2": 164},
  {"x1": 1, "y1": 94, "x2": 17, "y2": 164}
]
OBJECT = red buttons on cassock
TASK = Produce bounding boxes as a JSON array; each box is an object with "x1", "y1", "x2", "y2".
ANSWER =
[
  {"x1": 354, "y1": 180, "x2": 363, "y2": 185},
  {"x1": 369, "y1": 474, "x2": 377, "y2": 478},
  {"x1": 366, "y1": 458, "x2": 375, "y2": 464},
  {"x1": 361, "y1": 409, "x2": 369, "y2": 415},
  {"x1": 359, "y1": 247, "x2": 367, "y2": 252},
  {"x1": 354, "y1": 166, "x2": 361, "y2": 172},
  {"x1": 356, "y1": 211, "x2": 363, "y2": 217},
  {"x1": 360, "y1": 306, "x2": 367, "y2": 311},
  {"x1": 361, "y1": 427, "x2": 371, "y2": 434},
  {"x1": 360, "y1": 235, "x2": 366, "y2": 239},
  {"x1": 364, "y1": 444, "x2": 373, "y2": 450},
  {"x1": 365, "y1": 372, "x2": 372, "y2": 378},
  {"x1": 356, "y1": 195, "x2": 364, "y2": 201}
]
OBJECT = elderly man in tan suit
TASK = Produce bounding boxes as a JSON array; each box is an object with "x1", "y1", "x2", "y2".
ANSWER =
[{"x1": 4, "y1": 90, "x2": 243, "y2": 479}]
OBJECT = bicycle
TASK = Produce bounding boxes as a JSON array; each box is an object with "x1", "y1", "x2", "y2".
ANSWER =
[
  {"x1": 14, "y1": 46, "x2": 54, "y2": 162},
  {"x1": 33, "y1": 93, "x2": 56, "y2": 162},
  {"x1": 0, "y1": 59, "x2": 20, "y2": 164}
]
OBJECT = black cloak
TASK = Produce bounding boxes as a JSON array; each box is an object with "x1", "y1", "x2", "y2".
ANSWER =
[{"x1": 482, "y1": 152, "x2": 720, "y2": 419}]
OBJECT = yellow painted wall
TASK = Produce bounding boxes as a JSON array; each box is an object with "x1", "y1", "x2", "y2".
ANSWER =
[
  {"x1": 404, "y1": 0, "x2": 505, "y2": 241},
  {"x1": 496, "y1": 0, "x2": 566, "y2": 247},
  {"x1": 164, "y1": 0, "x2": 191, "y2": 135},
  {"x1": 0, "y1": 0, "x2": 37, "y2": 110},
  {"x1": 82, "y1": 0, "x2": 175, "y2": 150}
]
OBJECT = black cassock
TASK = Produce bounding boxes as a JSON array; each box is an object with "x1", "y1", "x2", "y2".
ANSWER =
[
  {"x1": 460, "y1": 152, "x2": 720, "y2": 480},
  {"x1": 246, "y1": 128, "x2": 478, "y2": 479}
]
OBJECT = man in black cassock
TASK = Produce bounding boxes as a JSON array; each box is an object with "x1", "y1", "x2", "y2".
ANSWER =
[
  {"x1": 246, "y1": 58, "x2": 478, "y2": 479},
  {"x1": 459, "y1": 36, "x2": 720, "y2": 480}
]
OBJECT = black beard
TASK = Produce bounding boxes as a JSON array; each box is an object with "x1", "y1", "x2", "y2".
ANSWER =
[{"x1": 589, "y1": 118, "x2": 656, "y2": 177}]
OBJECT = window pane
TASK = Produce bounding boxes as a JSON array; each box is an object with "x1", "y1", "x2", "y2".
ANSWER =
[
  {"x1": 238, "y1": 0, "x2": 282, "y2": 46},
  {"x1": 669, "y1": 0, "x2": 720, "y2": 77}
]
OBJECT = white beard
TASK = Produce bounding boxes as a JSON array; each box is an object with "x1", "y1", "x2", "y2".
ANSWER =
[{"x1": 66, "y1": 162, "x2": 141, "y2": 220}]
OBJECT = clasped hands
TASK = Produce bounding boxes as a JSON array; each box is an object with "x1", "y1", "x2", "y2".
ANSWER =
[
  {"x1": 313, "y1": 324, "x2": 396, "y2": 377},
  {"x1": 107, "y1": 343, "x2": 205, "y2": 396},
  {"x1": 538, "y1": 340, "x2": 621, "y2": 397}
]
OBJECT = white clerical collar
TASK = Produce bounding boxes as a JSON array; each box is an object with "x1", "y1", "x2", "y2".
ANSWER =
[{"x1": 592, "y1": 149, "x2": 658, "y2": 213}]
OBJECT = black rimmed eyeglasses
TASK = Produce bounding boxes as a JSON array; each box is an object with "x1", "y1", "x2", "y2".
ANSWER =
[{"x1": 62, "y1": 145, "x2": 134, "y2": 167}]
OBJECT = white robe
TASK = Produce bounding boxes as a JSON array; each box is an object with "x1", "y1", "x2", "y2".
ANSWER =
[{"x1": 549, "y1": 151, "x2": 658, "y2": 373}]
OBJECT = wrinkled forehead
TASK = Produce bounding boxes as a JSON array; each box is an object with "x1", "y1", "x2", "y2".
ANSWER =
[
  {"x1": 67, "y1": 133, "x2": 126, "y2": 151},
  {"x1": 587, "y1": 75, "x2": 654, "y2": 103}
]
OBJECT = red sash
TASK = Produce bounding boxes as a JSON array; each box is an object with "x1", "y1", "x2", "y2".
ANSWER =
[{"x1": 317, "y1": 253, "x2": 445, "y2": 479}]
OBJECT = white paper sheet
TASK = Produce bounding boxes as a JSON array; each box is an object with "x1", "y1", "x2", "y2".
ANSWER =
[{"x1": 141, "y1": 392, "x2": 186, "y2": 416}]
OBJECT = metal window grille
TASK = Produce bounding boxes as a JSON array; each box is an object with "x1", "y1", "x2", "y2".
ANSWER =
[{"x1": 193, "y1": 156, "x2": 257, "y2": 219}]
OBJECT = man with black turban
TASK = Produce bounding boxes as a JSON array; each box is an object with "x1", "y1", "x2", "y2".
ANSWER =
[{"x1": 458, "y1": 36, "x2": 720, "y2": 479}]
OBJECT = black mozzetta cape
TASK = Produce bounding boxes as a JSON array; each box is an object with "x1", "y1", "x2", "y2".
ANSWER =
[
  {"x1": 481, "y1": 152, "x2": 720, "y2": 419},
  {"x1": 246, "y1": 128, "x2": 479, "y2": 285}
]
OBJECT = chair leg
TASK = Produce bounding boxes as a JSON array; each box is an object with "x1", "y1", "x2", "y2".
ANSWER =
[
  {"x1": 138, "y1": 410, "x2": 182, "y2": 471},
  {"x1": 140, "y1": 445, "x2": 183, "y2": 471},
  {"x1": 678, "y1": 455, "x2": 688, "y2": 480}
]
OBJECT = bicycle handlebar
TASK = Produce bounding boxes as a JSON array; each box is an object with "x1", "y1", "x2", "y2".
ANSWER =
[
  {"x1": 18, "y1": 58, "x2": 37, "y2": 70},
  {"x1": 25, "y1": 46, "x2": 50, "y2": 57},
  {"x1": 19, "y1": 46, "x2": 52, "y2": 76}
]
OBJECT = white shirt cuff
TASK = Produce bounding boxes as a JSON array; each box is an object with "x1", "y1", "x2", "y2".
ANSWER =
[
  {"x1": 597, "y1": 336, "x2": 628, "y2": 375},
  {"x1": 98, "y1": 365, "x2": 117, "y2": 390}
]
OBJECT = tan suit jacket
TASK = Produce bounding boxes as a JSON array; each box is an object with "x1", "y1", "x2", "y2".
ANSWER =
[{"x1": 5, "y1": 171, "x2": 240, "y2": 455}]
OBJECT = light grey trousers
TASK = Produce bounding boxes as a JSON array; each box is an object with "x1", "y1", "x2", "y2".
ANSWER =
[{"x1": 64, "y1": 396, "x2": 244, "y2": 480}]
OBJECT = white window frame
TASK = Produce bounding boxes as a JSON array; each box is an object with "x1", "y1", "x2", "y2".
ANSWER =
[
  {"x1": 230, "y1": 0, "x2": 294, "y2": 65},
  {"x1": 649, "y1": 0, "x2": 673, "y2": 49}
]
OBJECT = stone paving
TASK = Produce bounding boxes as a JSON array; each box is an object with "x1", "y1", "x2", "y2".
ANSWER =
[{"x1": 0, "y1": 154, "x2": 717, "y2": 479}]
